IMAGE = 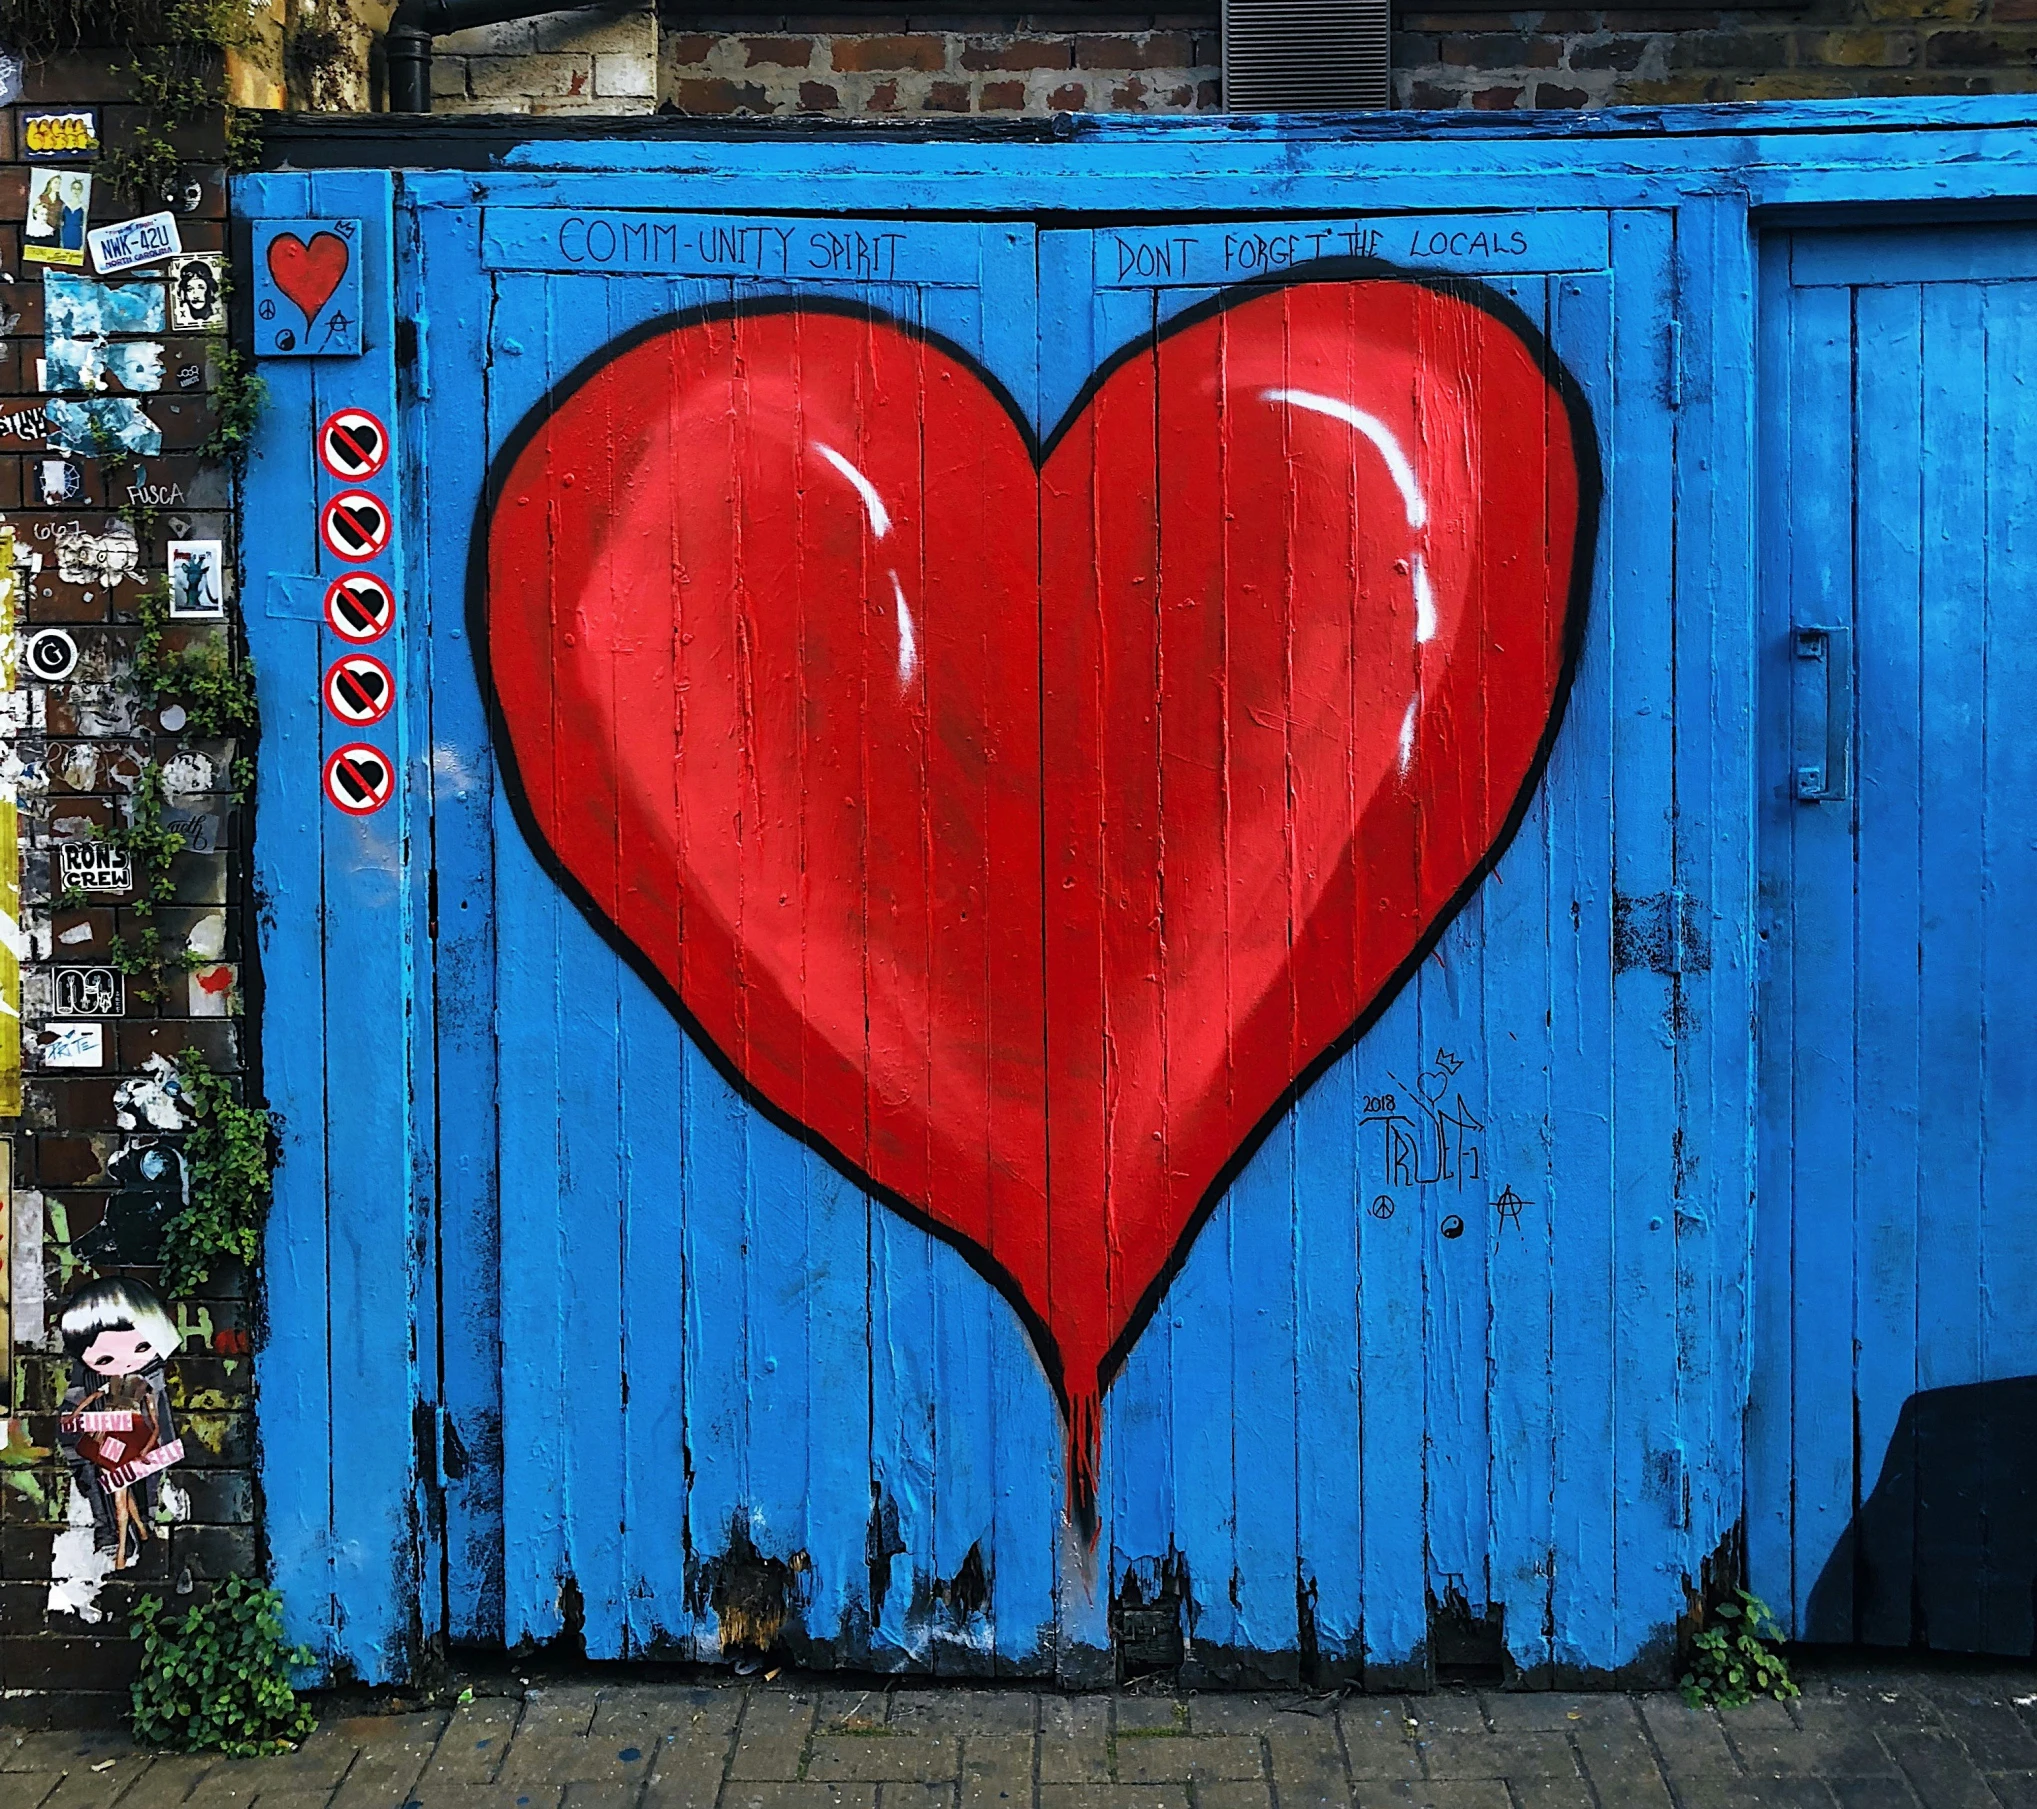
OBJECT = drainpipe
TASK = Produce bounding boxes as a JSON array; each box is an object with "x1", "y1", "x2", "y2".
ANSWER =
[{"x1": 386, "y1": 0, "x2": 607, "y2": 112}]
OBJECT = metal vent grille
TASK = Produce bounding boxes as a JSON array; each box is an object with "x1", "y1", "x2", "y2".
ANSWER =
[{"x1": 1222, "y1": 0, "x2": 1390, "y2": 111}]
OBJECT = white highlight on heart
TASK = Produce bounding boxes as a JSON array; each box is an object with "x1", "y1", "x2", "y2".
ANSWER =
[
  {"x1": 1412, "y1": 554, "x2": 1438, "y2": 645},
  {"x1": 1259, "y1": 388, "x2": 1428, "y2": 532},
  {"x1": 890, "y1": 570, "x2": 919, "y2": 689},
  {"x1": 814, "y1": 441, "x2": 891, "y2": 540}
]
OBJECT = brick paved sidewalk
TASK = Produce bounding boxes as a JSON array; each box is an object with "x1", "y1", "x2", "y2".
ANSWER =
[{"x1": 7, "y1": 1663, "x2": 2037, "y2": 1809}]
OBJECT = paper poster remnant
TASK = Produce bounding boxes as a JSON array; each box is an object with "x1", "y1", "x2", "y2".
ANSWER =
[
  {"x1": 167, "y1": 254, "x2": 224, "y2": 333},
  {"x1": 167, "y1": 540, "x2": 224, "y2": 619},
  {"x1": 0, "y1": 1141, "x2": 11, "y2": 1408},
  {"x1": 188, "y1": 965, "x2": 235, "y2": 1017},
  {"x1": 57, "y1": 843, "x2": 131, "y2": 895},
  {"x1": 54, "y1": 967, "x2": 122, "y2": 1017},
  {"x1": 114, "y1": 1054, "x2": 186, "y2": 1131},
  {"x1": 47, "y1": 1483, "x2": 116, "y2": 1621},
  {"x1": 57, "y1": 1277, "x2": 184, "y2": 1570},
  {"x1": 44, "y1": 339, "x2": 165, "y2": 395},
  {"x1": 87, "y1": 210, "x2": 181, "y2": 277},
  {"x1": 45, "y1": 397, "x2": 160, "y2": 458},
  {"x1": 0, "y1": 52, "x2": 22, "y2": 107},
  {"x1": 38, "y1": 461, "x2": 81, "y2": 506},
  {"x1": 0, "y1": 535, "x2": 17, "y2": 1118},
  {"x1": 54, "y1": 521, "x2": 141, "y2": 590},
  {"x1": 46, "y1": 271, "x2": 164, "y2": 338},
  {"x1": 25, "y1": 169, "x2": 89, "y2": 268},
  {"x1": 11, "y1": 1189, "x2": 41, "y2": 1347},
  {"x1": 253, "y1": 218, "x2": 362, "y2": 357},
  {"x1": 39, "y1": 1022, "x2": 104, "y2": 1068},
  {"x1": 22, "y1": 109, "x2": 99, "y2": 161}
]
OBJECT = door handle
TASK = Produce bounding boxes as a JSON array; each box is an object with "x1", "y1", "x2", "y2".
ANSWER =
[{"x1": 1794, "y1": 625, "x2": 1853, "y2": 803}]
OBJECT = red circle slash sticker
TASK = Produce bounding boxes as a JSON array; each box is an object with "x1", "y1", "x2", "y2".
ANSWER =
[
  {"x1": 321, "y1": 490, "x2": 391, "y2": 562},
  {"x1": 323, "y1": 743, "x2": 393, "y2": 815},
  {"x1": 324, "y1": 572, "x2": 394, "y2": 644},
  {"x1": 318, "y1": 407, "x2": 389, "y2": 482},
  {"x1": 324, "y1": 653, "x2": 395, "y2": 727}
]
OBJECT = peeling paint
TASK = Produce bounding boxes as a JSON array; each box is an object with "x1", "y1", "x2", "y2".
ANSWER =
[{"x1": 688, "y1": 1514, "x2": 812, "y2": 1659}]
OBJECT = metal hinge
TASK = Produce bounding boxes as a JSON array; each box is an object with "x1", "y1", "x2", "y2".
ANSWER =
[{"x1": 1666, "y1": 318, "x2": 1683, "y2": 410}]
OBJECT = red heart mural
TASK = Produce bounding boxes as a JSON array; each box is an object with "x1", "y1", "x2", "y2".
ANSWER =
[
  {"x1": 480, "y1": 273, "x2": 1597, "y2": 1521},
  {"x1": 265, "y1": 230, "x2": 350, "y2": 325}
]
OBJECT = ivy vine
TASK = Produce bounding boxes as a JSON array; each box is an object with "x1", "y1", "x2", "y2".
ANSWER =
[
  {"x1": 133, "y1": 576, "x2": 260, "y2": 739},
  {"x1": 131, "y1": 1576, "x2": 316, "y2": 1756},
  {"x1": 156, "y1": 1046, "x2": 276, "y2": 1297}
]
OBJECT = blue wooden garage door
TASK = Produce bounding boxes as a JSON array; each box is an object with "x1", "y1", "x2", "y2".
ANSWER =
[
  {"x1": 1751, "y1": 225, "x2": 2037, "y2": 1652},
  {"x1": 241, "y1": 164, "x2": 1725, "y2": 1686}
]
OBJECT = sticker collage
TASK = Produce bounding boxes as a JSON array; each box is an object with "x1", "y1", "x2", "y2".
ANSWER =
[{"x1": 2, "y1": 102, "x2": 246, "y2": 1599}]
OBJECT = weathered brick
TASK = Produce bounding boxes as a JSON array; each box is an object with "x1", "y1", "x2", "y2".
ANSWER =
[
  {"x1": 1442, "y1": 33, "x2": 1532, "y2": 66},
  {"x1": 798, "y1": 79, "x2": 843, "y2": 106},
  {"x1": 668, "y1": 76, "x2": 777, "y2": 110},
  {"x1": 467, "y1": 52, "x2": 593, "y2": 95},
  {"x1": 960, "y1": 36, "x2": 1074, "y2": 70},
  {"x1": 928, "y1": 78, "x2": 970, "y2": 108},
  {"x1": 830, "y1": 33, "x2": 947, "y2": 70},
  {"x1": 1796, "y1": 30, "x2": 1918, "y2": 65},
  {"x1": 661, "y1": 32, "x2": 716, "y2": 61},
  {"x1": 743, "y1": 36, "x2": 815, "y2": 65},
  {"x1": 979, "y1": 79, "x2": 1027, "y2": 107},
  {"x1": 1074, "y1": 31, "x2": 1194, "y2": 67},
  {"x1": 1566, "y1": 34, "x2": 1657, "y2": 68},
  {"x1": 1674, "y1": 29, "x2": 1793, "y2": 67},
  {"x1": 1048, "y1": 81, "x2": 1090, "y2": 109},
  {"x1": 866, "y1": 77, "x2": 903, "y2": 109}
]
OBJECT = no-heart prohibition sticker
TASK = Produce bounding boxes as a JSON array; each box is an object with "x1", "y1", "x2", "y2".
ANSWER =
[
  {"x1": 317, "y1": 407, "x2": 389, "y2": 482},
  {"x1": 324, "y1": 653, "x2": 394, "y2": 727},
  {"x1": 324, "y1": 572, "x2": 394, "y2": 643},
  {"x1": 323, "y1": 743, "x2": 393, "y2": 815},
  {"x1": 321, "y1": 490, "x2": 391, "y2": 561}
]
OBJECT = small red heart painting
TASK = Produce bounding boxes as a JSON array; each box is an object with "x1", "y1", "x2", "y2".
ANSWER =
[
  {"x1": 479, "y1": 273, "x2": 1598, "y2": 1522},
  {"x1": 266, "y1": 230, "x2": 351, "y2": 325}
]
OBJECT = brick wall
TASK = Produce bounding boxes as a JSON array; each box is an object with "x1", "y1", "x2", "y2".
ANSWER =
[
  {"x1": 0, "y1": 50, "x2": 255, "y2": 1709},
  {"x1": 656, "y1": 14, "x2": 1218, "y2": 115},
  {"x1": 431, "y1": 0, "x2": 659, "y2": 114},
  {"x1": 1392, "y1": 0, "x2": 2037, "y2": 109}
]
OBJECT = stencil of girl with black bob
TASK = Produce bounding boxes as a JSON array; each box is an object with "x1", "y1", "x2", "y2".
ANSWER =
[{"x1": 56, "y1": 1278, "x2": 183, "y2": 1571}]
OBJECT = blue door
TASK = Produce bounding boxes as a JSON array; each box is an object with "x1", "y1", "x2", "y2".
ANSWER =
[
  {"x1": 240, "y1": 156, "x2": 1727, "y2": 1686},
  {"x1": 1751, "y1": 226, "x2": 2037, "y2": 1652}
]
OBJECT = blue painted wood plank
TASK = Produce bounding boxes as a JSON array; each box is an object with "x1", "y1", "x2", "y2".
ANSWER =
[
  {"x1": 241, "y1": 170, "x2": 335, "y2": 1671},
  {"x1": 1974, "y1": 274, "x2": 2037, "y2": 1653},
  {"x1": 1781, "y1": 278, "x2": 1859, "y2": 1639},
  {"x1": 1605, "y1": 211, "x2": 1683, "y2": 1668},
  {"x1": 1848, "y1": 279, "x2": 1925, "y2": 1648},
  {"x1": 410, "y1": 195, "x2": 507, "y2": 1647},
  {"x1": 1545, "y1": 269, "x2": 1619, "y2": 1681},
  {"x1": 308, "y1": 171, "x2": 420, "y2": 1684},
  {"x1": 1668, "y1": 195, "x2": 1759, "y2": 1631},
  {"x1": 489, "y1": 271, "x2": 573, "y2": 1648},
  {"x1": 1909, "y1": 272, "x2": 1987, "y2": 1651},
  {"x1": 1477, "y1": 275, "x2": 1560, "y2": 1680},
  {"x1": 1747, "y1": 238, "x2": 1801, "y2": 1630}
]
